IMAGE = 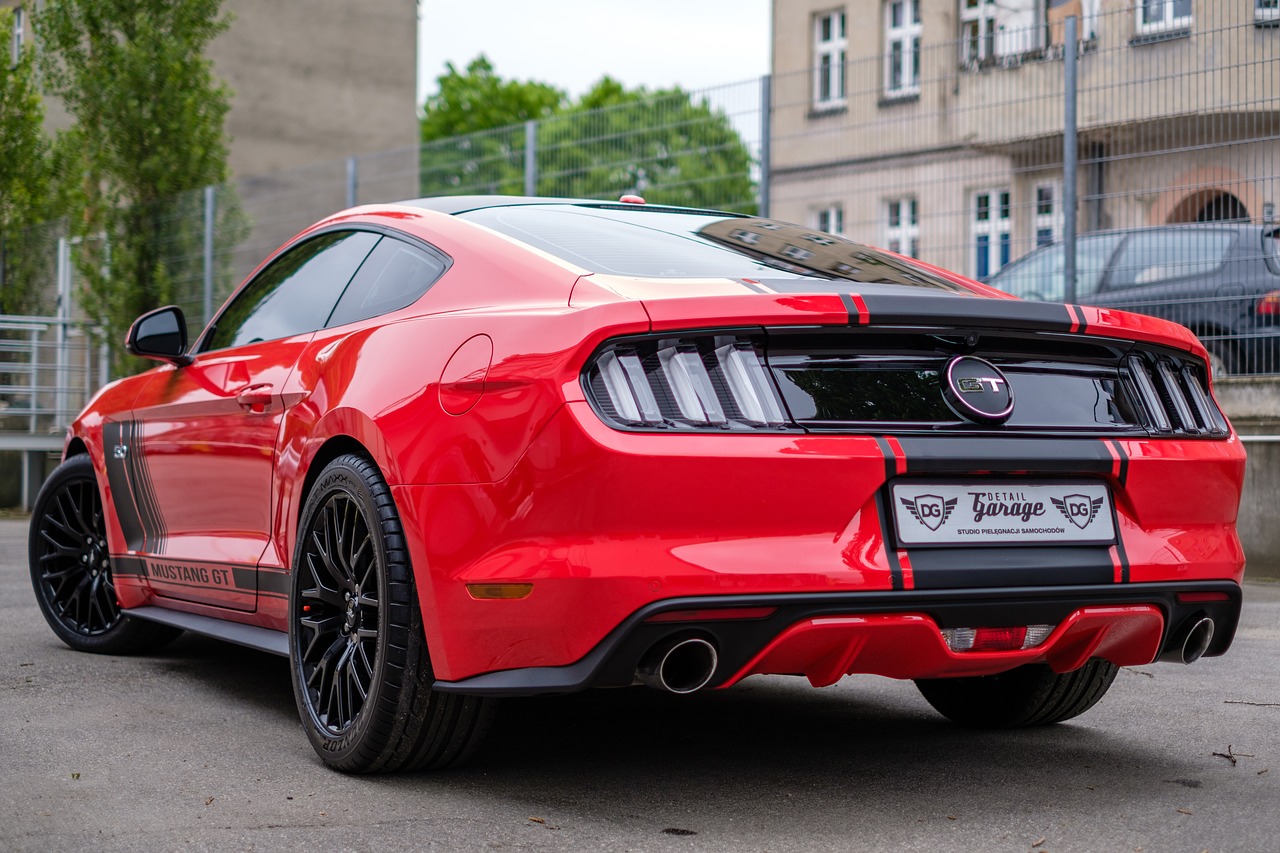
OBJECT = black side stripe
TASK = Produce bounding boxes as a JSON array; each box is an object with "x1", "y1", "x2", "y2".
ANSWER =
[
  {"x1": 103, "y1": 422, "x2": 146, "y2": 551},
  {"x1": 127, "y1": 421, "x2": 166, "y2": 553},
  {"x1": 1107, "y1": 439, "x2": 1130, "y2": 486},
  {"x1": 1107, "y1": 439, "x2": 1131, "y2": 583},
  {"x1": 873, "y1": 436, "x2": 904, "y2": 591}
]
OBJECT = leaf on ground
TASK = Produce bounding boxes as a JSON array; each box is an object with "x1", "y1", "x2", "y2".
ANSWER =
[
  {"x1": 70, "y1": 773, "x2": 80, "y2": 780},
  {"x1": 1176, "y1": 807, "x2": 1193, "y2": 815},
  {"x1": 204, "y1": 797, "x2": 214, "y2": 806},
  {"x1": 529, "y1": 817, "x2": 546, "y2": 825},
  {"x1": 1032, "y1": 837, "x2": 1047, "y2": 848},
  {"x1": 662, "y1": 828, "x2": 697, "y2": 836}
]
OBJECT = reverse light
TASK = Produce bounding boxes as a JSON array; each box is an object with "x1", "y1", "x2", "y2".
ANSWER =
[{"x1": 942, "y1": 624, "x2": 1055, "y2": 652}]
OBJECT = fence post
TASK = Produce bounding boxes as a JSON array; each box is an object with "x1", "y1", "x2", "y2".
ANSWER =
[
  {"x1": 759, "y1": 74, "x2": 772, "y2": 218},
  {"x1": 203, "y1": 185, "x2": 216, "y2": 327},
  {"x1": 1063, "y1": 16, "x2": 1079, "y2": 304},
  {"x1": 346, "y1": 156, "x2": 358, "y2": 208},
  {"x1": 524, "y1": 120, "x2": 538, "y2": 197},
  {"x1": 55, "y1": 237, "x2": 70, "y2": 428}
]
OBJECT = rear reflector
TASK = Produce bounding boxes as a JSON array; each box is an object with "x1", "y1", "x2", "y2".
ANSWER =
[
  {"x1": 645, "y1": 606, "x2": 778, "y2": 623},
  {"x1": 942, "y1": 624, "x2": 1054, "y2": 652},
  {"x1": 466, "y1": 583, "x2": 534, "y2": 600},
  {"x1": 1176, "y1": 591, "x2": 1231, "y2": 603}
]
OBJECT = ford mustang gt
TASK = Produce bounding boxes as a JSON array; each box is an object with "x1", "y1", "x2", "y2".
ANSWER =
[{"x1": 29, "y1": 196, "x2": 1246, "y2": 773}]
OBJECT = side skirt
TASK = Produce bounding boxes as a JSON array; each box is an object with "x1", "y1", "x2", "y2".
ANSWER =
[{"x1": 127, "y1": 605, "x2": 289, "y2": 657}]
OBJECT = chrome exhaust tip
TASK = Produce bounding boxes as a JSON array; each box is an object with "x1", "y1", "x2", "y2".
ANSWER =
[
  {"x1": 637, "y1": 637, "x2": 719, "y2": 694},
  {"x1": 1181, "y1": 616, "x2": 1215, "y2": 664}
]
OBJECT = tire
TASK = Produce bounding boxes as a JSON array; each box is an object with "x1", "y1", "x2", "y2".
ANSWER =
[
  {"x1": 1205, "y1": 341, "x2": 1236, "y2": 381},
  {"x1": 29, "y1": 454, "x2": 182, "y2": 654},
  {"x1": 289, "y1": 453, "x2": 493, "y2": 773},
  {"x1": 914, "y1": 659, "x2": 1118, "y2": 728}
]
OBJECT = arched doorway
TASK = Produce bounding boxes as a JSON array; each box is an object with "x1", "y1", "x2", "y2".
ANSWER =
[{"x1": 1194, "y1": 192, "x2": 1249, "y2": 222}]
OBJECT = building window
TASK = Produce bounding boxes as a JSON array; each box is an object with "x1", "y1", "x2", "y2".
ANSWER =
[
  {"x1": 817, "y1": 204, "x2": 844, "y2": 236},
  {"x1": 961, "y1": 0, "x2": 1047, "y2": 66},
  {"x1": 972, "y1": 189, "x2": 1010, "y2": 279},
  {"x1": 814, "y1": 9, "x2": 847, "y2": 109},
  {"x1": 1034, "y1": 183, "x2": 1061, "y2": 247},
  {"x1": 1259, "y1": 0, "x2": 1280, "y2": 25},
  {"x1": 1137, "y1": 0, "x2": 1192, "y2": 34},
  {"x1": 885, "y1": 1, "x2": 921, "y2": 97},
  {"x1": 885, "y1": 197, "x2": 919, "y2": 257},
  {"x1": 961, "y1": 0, "x2": 997, "y2": 64},
  {"x1": 10, "y1": 6, "x2": 23, "y2": 67}
]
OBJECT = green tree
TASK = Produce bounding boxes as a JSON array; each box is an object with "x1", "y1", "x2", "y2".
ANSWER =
[
  {"x1": 419, "y1": 58, "x2": 756, "y2": 212},
  {"x1": 0, "y1": 4, "x2": 55, "y2": 314},
  {"x1": 36, "y1": 0, "x2": 236, "y2": 372}
]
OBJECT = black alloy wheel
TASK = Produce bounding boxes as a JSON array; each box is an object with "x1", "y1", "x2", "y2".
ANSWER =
[
  {"x1": 289, "y1": 454, "x2": 493, "y2": 773},
  {"x1": 29, "y1": 454, "x2": 180, "y2": 654}
]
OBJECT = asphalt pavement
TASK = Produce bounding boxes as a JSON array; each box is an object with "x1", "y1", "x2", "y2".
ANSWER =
[{"x1": 2, "y1": 516, "x2": 1278, "y2": 852}]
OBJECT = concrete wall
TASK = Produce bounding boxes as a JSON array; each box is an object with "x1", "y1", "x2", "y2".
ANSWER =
[{"x1": 1213, "y1": 377, "x2": 1280, "y2": 580}]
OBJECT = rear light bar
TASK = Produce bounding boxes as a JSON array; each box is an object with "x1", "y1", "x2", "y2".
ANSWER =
[
  {"x1": 584, "y1": 333, "x2": 795, "y2": 432},
  {"x1": 1257, "y1": 291, "x2": 1280, "y2": 315},
  {"x1": 1124, "y1": 354, "x2": 1228, "y2": 437}
]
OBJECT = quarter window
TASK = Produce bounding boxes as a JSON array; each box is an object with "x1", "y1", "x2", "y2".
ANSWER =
[
  {"x1": 1137, "y1": 0, "x2": 1191, "y2": 34},
  {"x1": 972, "y1": 189, "x2": 1011, "y2": 279},
  {"x1": 814, "y1": 9, "x2": 847, "y2": 109},
  {"x1": 1106, "y1": 230, "x2": 1234, "y2": 290},
  {"x1": 201, "y1": 230, "x2": 379, "y2": 352},
  {"x1": 327, "y1": 238, "x2": 448, "y2": 328},
  {"x1": 885, "y1": 0, "x2": 921, "y2": 96},
  {"x1": 885, "y1": 197, "x2": 919, "y2": 258}
]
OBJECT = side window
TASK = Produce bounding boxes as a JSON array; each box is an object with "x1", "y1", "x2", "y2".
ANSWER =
[
  {"x1": 326, "y1": 238, "x2": 448, "y2": 328},
  {"x1": 992, "y1": 233, "x2": 1123, "y2": 302},
  {"x1": 1105, "y1": 231, "x2": 1234, "y2": 290},
  {"x1": 201, "y1": 230, "x2": 379, "y2": 352}
]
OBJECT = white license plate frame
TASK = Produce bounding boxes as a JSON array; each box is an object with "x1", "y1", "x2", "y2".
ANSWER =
[{"x1": 890, "y1": 480, "x2": 1116, "y2": 547}]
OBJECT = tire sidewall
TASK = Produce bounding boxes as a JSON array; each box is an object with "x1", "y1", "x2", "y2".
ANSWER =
[{"x1": 288, "y1": 456, "x2": 394, "y2": 767}]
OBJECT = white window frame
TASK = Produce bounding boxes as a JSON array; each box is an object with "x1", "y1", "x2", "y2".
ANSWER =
[
  {"x1": 971, "y1": 188, "x2": 1011, "y2": 280},
  {"x1": 884, "y1": 0, "x2": 922, "y2": 97},
  {"x1": 1259, "y1": 0, "x2": 1280, "y2": 25},
  {"x1": 813, "y1": 9, "x2": 847, "y2": 110},
  {"x1": 960, "y1": 0, "x2": 997, "y2": 65},
  {"x1": 10, "y1": 6, "x2": 23, "y2": 67},
  {"x1": 816, "y1": 204, "x2": 845, "y2": 236},
  {"x1": 884, "y1": 196, "x2": 919, "y2": 257},
  {"x1": 1033, "y1": 182, "x2": 1062, "y2": 248},
  {"x1": 1136, "y1": 0, "x2": 1192, "y2": 35}
]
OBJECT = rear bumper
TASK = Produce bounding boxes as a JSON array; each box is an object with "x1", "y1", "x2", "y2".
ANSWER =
[{"x1": 433, "y1": 581, "x2": 1242, "y2": 696}]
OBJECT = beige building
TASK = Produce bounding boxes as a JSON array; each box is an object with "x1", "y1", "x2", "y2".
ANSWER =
[
  {"x1": 4, "y1": 0, "x2": 418, "y2": 179},
  {"x1": 769, "y1": 0, "x2": 1280, "y2": 279}
]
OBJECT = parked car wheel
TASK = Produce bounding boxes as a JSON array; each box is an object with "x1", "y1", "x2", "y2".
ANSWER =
[
  {"x1": 1205, "y1": 341, "x2": 1236, "y2": 380},
  {"x1": 29, "y1": 455, "x2": 182, "y2": 654},
  {"x1": 289, "y1": 454, "x2": 493, "y2": 773},
  {"x1": 914, "y1": 659, "x2": 1119, "y2": 728}
]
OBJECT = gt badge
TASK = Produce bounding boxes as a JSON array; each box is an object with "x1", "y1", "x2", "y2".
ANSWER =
[{"x1": 943, "y1": 356, "x2": 1014, "y2": 425}]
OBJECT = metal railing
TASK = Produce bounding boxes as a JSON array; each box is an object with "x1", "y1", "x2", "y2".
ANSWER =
[{"x1": 0, "y1": 315, "x2": 108, "y2": 441}]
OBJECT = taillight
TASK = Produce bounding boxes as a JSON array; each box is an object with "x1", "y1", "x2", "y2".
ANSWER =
[
  {"x1": 584, "y1": 333, "x2": 794, "y2": 431},
  {"x1": 941, "y1": 624, "x2": 1055, "y2": 652},
  {"x1": 1256, "y1": 291, "x2": 1280, "y2": 315}
]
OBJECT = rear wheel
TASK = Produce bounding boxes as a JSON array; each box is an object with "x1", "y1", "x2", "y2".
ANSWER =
[
  {"x1": 290, "y1": 453, "x2": 493, "y2": 773},
  {"x1": 29, "y1": 454, "x2": 181, "y2": 654},
  {"x1": 914, "y1": 659, "x2": 1118, "y2": 728}
]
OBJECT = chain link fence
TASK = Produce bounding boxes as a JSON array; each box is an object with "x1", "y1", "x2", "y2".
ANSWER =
[{"x1": 0, "y1": 0, "x2": 1277, "y2": 451}]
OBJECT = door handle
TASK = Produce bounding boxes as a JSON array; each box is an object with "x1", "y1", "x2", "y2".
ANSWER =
[{"x1": 236, "y1": 384, "x2": 274, "y2": 413}]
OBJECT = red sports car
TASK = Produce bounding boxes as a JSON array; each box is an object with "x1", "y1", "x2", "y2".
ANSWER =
[{"x1": 29, "y1": 197, "x2": 1246, "y2": 773}]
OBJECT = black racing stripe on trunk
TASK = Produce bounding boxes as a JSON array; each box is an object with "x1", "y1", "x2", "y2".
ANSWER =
[
  {"x1": 907, "y1": 546, "x2": 1115, "y2": 590},
  {"x1": 102, "y1": 422, "x2": 146, "y2": 551},
  {"x1": 857, "y1": 293, "x2": 1076, "y2": 331},
  {"x1": 872, "y1": 436, "x2": 904, "y2": 590},
  {"x1": 1108, "y1": 439, "x2": 1130, "y2": 486},
  {"x1": 839, "y1": 293, "x2": 860, "y2": 325},
  {"x1": 1070, "y1": 304, "x2": 1088, "y2": 330},
  {"x1": 893, "y1": 436, "x2": 1114, "y2": 476},
  {"x1": 738, "y1": 279, "x2": 769, "y2": 294}
]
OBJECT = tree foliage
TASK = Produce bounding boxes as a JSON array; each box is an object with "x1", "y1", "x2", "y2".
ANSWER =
[
  {"x1": 419, "y1": 58, "x2": 756, "y2": 212},
  {"x1": 36, "y1": 0, "x2": 237, "y2": 372},
  {"x1": 0, "y1": 5, "x2": 56, "y2": 314}
]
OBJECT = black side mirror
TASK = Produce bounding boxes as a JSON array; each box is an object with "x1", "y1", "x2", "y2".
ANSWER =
[{"x1": 126, "y1": 305, "x2": 193, "y2": 366}]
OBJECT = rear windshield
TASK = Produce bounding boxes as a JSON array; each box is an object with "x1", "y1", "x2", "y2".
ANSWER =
[{"x1": 458, "y1": 204, "x2": 971, "y2": 293}]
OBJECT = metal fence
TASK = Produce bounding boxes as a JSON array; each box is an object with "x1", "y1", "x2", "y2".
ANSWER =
[{"x1": 0, "y1": 0, "x2": 1277, "y2": 434}]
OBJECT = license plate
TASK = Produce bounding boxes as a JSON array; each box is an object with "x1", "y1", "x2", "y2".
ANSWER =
[{"x1": 890, "y1": 481, "x2": 1116, "y2": 546}]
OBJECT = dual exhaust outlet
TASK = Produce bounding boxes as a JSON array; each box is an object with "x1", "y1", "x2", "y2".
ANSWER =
[{"x1": 636, "y1": 636, "x2": 719, "y2": 694}]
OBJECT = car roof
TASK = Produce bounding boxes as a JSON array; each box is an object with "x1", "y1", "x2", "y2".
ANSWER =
[{"x1": 396, "y1": 195, "x2": 739, "y2": 218}]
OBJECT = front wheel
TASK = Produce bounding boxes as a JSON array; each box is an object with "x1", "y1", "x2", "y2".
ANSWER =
[
  {"x1": 289, "y1": 454, "x2": 493, "y2": 773},
  {"x1": 29, "y1": 454, "x2": 181, "y2": 654},
  {"x1": 914, "y1": 659, "x2": 1118, "y2": 728}
]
